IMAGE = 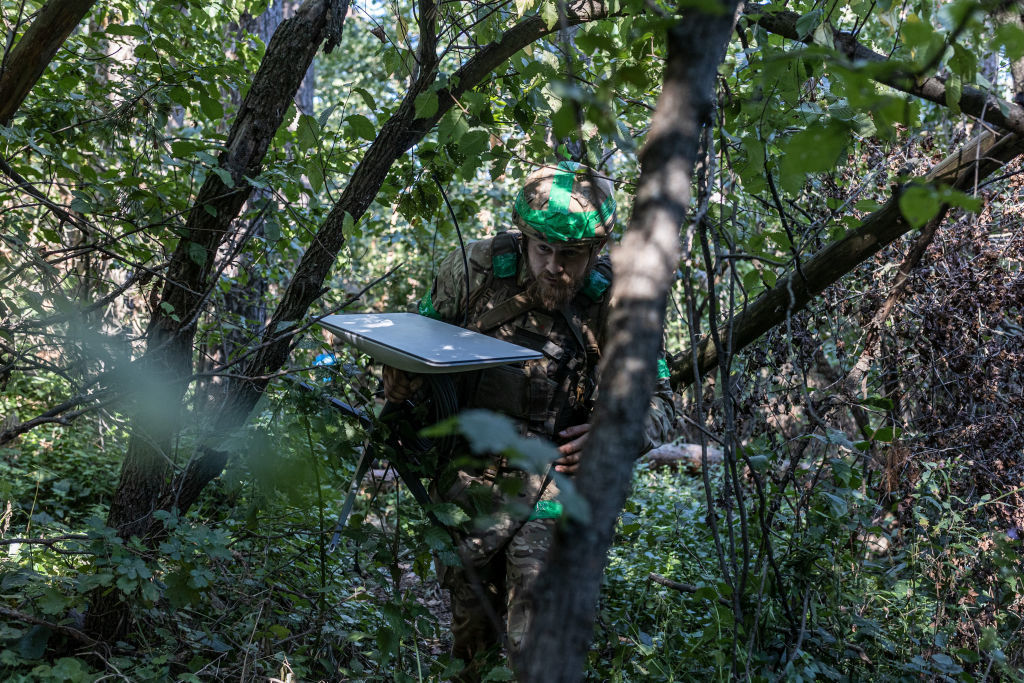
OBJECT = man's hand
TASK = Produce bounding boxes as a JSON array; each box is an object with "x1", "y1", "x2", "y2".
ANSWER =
[
  {"x1": 382, "y1": 365, "x2": 424, "y2": 403},
  {"x1": 553, "y1": 423, "x2": 590, "y2": 475}
]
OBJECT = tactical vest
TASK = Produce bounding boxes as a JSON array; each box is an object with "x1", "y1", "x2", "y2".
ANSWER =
[{"x1": 456, "y1": 231, "x2": 612, "y2": 439}]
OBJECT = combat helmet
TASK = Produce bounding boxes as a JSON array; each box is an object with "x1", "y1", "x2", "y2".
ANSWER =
[{"x1": 512, "y1": 161, "x2": 616, "y2": 244}]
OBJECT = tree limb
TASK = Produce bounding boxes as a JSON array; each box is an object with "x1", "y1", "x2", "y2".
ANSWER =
[
  {"x1": 744, "y1": 5, "x2": 1024, "y2": 136},
  {"x1": 669, "y1": 129, "x2": 1024, "y2": 389},
  {"x1": 648, "y1": 573, "x2": 732, "y2": 606},
  {"x1": 0, "y1": 0, "x2": 98, "y2": 125}
]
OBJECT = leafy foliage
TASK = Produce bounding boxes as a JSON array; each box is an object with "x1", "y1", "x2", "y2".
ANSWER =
[{"x1": 2, "y1": 0, "x2": 1024, "y2": 678}]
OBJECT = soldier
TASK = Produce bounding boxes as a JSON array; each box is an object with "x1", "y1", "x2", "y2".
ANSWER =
[{"x1": 383, "y1": 161, "x2": 675, "y2": 679}]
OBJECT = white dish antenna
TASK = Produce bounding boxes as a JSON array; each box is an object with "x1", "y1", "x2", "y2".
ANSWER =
[{"x1": 319, "y1": 313, "x2": 542, "y2": 374}]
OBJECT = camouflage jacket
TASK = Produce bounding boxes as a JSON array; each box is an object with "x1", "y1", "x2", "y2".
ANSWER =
[{"x1": 419, "y1": 231, "x2": 676, "y2": 451}]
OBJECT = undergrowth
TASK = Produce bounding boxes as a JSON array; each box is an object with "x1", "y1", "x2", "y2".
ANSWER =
[{"x1": 2, "y1": 371, "x2": 1023, "y2": 681}]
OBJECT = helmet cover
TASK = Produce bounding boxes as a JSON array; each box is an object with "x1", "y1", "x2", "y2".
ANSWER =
[{"x1": 512, "y1": 161, "x2": 616, "y2": 244}]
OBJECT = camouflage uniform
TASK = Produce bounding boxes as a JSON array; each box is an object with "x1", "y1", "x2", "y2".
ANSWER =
[{"x1": 419, "y1": 230, "x2": 676, "y2": 674}]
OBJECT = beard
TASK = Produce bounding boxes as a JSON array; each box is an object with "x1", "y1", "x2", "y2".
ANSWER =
[{"x1": 526, "y1": 269, "x2": 585, "y2": 311}]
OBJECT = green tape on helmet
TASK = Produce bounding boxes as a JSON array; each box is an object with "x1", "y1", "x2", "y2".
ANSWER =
[
  {"x1": 513, "y1": 162, "x2": 616, "y2": 243},
  {"x1": 547, "y1": 161, "x2": 578, "y2": 215},
  {"x1": 514, "y1": 193, "x2": 616, "y2": 242},
  {"x1": 492, "y1": 251, "x2": 517, "y2": 278},
  {"x1": 657, "y1": 358, "x2": 671, "y2": 380}
]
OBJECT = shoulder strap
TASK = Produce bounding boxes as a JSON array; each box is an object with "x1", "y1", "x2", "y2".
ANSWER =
[{"x1": 474, "y1": 292, "x2": 534, "y2": 332}]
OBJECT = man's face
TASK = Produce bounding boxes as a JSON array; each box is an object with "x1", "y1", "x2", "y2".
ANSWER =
[{"x1": 524, "y1": 237, "x2": 602, "y2": 311}]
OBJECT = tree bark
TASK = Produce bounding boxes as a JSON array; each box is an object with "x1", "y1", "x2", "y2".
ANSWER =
[
  {"x1": 669, "y1": 129, "x2": 1024, "y2": 390},
  {"x1": 164, "y1": 0, "x2": 617, "y2": 515},
  {"x1": 518, "y1": 2, "x2": 741, "y2": 681},
  {"x1": 0, "y1": 0, "x2": 98, "y2": 125}
]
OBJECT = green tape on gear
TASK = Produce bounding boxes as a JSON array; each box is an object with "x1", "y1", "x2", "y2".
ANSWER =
[
  {"x1": 418, "y1": 290, "x2": 441, "y2": 320},
  {"x1": 528, "y1": 499, "x2": 563, "y2": 520},
  {"x1": 514, "y1": 192, "x2": 615, "y2": 243},
  {"x1": 547, "y1": 161, "x2": 579, "y2": 215},
  {"x1": 657, "y1": 358, "x2": 671, "y2": 380},
  {"x1": 581, "y1": 269, "x2": 610, "y2": 301},
  {"x1": 492, "y1": 251, "x2": 517, "y2": 278}
]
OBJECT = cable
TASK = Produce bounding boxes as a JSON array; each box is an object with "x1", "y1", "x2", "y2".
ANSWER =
[{"x1": 432, "y1": 172, "x2": 471, "y2": 327}]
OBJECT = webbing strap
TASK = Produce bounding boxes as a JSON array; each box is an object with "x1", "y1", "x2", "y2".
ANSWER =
[{"x1": 474, "y1": 292, "x2": 534, "y2": 332}]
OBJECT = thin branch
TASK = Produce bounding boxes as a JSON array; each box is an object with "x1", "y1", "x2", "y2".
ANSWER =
[
  {"x1": 0, "y1": 605, "x2": 102, "y2": 649},
  {"x1": 647, "y1": 572, "x2": 732, "y2": 606}
]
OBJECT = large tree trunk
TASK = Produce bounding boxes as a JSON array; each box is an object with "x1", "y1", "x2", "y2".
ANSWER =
[
  {"x1": 0, "y1": 0, "x2": 98, "y2": 125},
  {"x1": 518, "y1": 2, "x2": 741, "y2": 680}
]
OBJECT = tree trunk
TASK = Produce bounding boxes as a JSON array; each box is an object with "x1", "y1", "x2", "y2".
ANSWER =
[
  {"x1": 0, "y1": 0, "x2": 98, "y2": 125},
  {"x1": 518, "y1": 2, "x2": 741, "y2": 680}
]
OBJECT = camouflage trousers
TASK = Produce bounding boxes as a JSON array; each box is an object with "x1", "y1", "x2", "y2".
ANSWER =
[{"x1": 434, "y1": 467, "x2": 557, "y2": 680}]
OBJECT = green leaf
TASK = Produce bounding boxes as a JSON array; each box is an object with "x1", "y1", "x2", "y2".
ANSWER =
[
  {"x1": 17, "y1": 625, "x2": 50, "y2": 659},
  {"x1": 414, "y1": 90, "x2": 439, "y2": 120},
  {"x1": 777, "y1": 122, "x2": 850, "y2": 193},
  {"x1": 995, "y1": 23, "x2": 1024, "y2": 61},
  {"x1": 352, "y1": 87, "x2": 376, "y2": 110},
  {"x1": 188, "y1": 242, "x2": 207, "y2": 267},
  {"x1": 134, "y1": 43, "x2": 158, "y2": 61},
  {"x1": 898, "y1": 184, "x2": 941, "y2": 228},
  {"x1": 168, "y1": 86, "x2": 191, "y2": 107},
  {"x1": 306, "y1": 159, "x2": 324, "y2": 193},
  {"x1": 873, "y1": 426, "x2": 895, "y2": 442},
  {"x1": 263, "y1": 215, "x2": 280, "y2": 243},
  {"x1": 198, "y1": 94, "x2": 224, "y2": 121},
  {"x1": 551, "y1": 102, "x2": 578, "y2": 140},
  {"x1": 69, "y1": 196, "x2": 91, "y2": 214},
  {"x1": 346, "y1": 114, "x2": 377, "y2": 141},
  {"x1": 795, "y1": 9, "x2": 823, "y2": 40},
  {"x1": 938, "y1": 186, "x2": 982, "y2": 213},
  {"x1": 105, "y1": 23, "x2": 148, "y2": 38},
  {"x1": 211, "y1": 166, "x2": 234, "y2": 188},
  {"x1": 860, "y1": 396, "x2": 894, "y2": 411},
  {"x1": 429, "y1": 503, "x2": 470, "y2": 527},
  {"x1": 458, "y1": 129, "x2": 490, "y2": 158},
  {"x1": 945, "y1": 74, "x2": 962, "y2": 115},
  {"x1": 50, "y1": 658, "x2": 89, "y2": 679},
  {"x1": 438, "y1": 109, "x2": 469, "y2": 143},
  {"x1": 747, "y1": 454, "x2": 770, "y2": 472},
  {"x1": 822, "y1": 492, "x2": 848, "y2": 516},
  {"x1": 482, "y1": 665, "x2": 516, "y2": 681},
  {"x1": 540, "y1": 1, "x2": 559, "y2": 29},
  {"x1": 514, "y1": 0, "x2": 536, "y2": 16},
  {"x1": 296, "y1": 113, "x2": 320, "y2": 150},
  {"x1": 901, "y1": 14, "x2": 936, "y2": 51}
]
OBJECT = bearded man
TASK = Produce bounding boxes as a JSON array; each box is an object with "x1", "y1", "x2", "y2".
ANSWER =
[{"x1": 383, "y1": 162, "x2": 675, "y2": 679}]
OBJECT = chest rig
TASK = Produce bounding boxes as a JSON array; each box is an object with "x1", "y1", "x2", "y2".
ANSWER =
[{"x1": 457, "y1": 232, "x2": 612, "y2": 439}]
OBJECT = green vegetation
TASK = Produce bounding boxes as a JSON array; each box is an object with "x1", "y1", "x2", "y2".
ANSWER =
[{"x1": 3, "y1": 0, "x2": 1024, "y2": 679}]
